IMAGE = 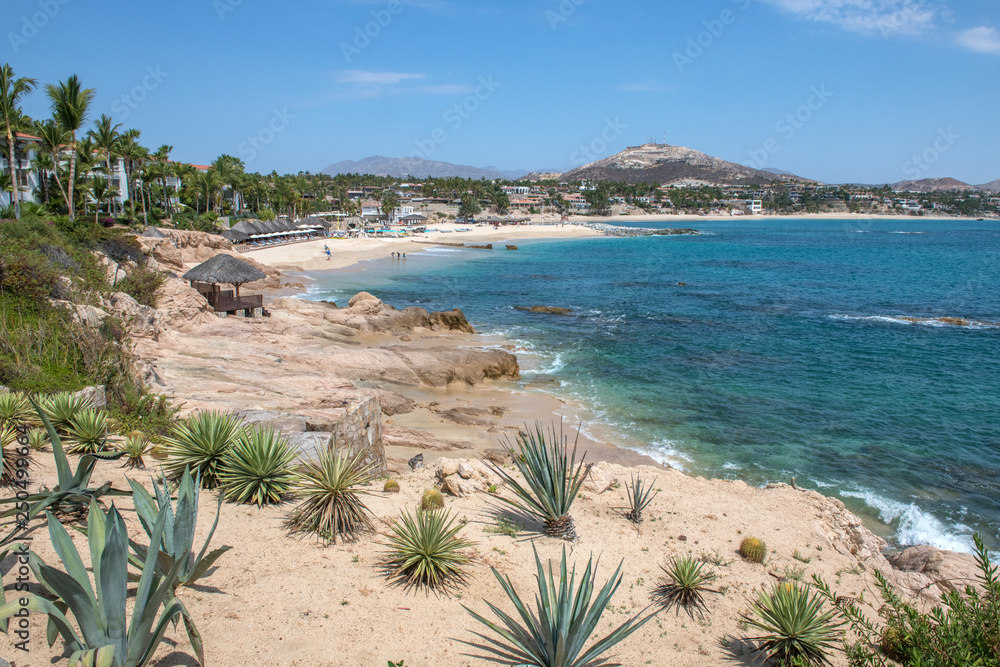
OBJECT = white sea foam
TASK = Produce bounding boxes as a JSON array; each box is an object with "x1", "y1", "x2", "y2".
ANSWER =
[
  {"x1": 829, "y1": 314, "x2": 998, "y2": 329},
  {"x1": 841, "y1": 488, "x2": 975, "y2": 554},
  {"x1": 638, "y1": 440, "x2": 694, "y2": 472}
]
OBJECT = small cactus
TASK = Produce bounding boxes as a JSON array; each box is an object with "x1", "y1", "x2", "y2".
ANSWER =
[
  {"x1": 420, "y1": 488, "x2": 445, "y2": 512},
  {"x1": 384, "y1": 478, "x2": 401, "y2": 493},
  {"x1": 739, "y1": 536, "x2": 767, "y2": 563}
]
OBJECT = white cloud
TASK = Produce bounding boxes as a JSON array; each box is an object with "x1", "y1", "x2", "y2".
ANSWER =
[
  {"x1": 759, "y1": 0, "x2": 938, "y2": 37},
  {"x1": 956, "y1": 26, "x2": 1000, "y2": 55},
  {"x1": 335, "y1": 70, "x2": 426, "y2": 85}
]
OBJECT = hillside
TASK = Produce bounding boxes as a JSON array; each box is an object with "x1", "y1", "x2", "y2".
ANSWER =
[
  {"x1": 976, "y1": 178, "x2": 1000, "y2": 192},
  {"x1": 890, "y1": 177, "x2": 975, "y2": 192},
  {"x1": 561, "y1": 143, "x2": 808, "y2": 186},
  {"x1": 321, "y1": 156, "x2": 526, "y2": 180}
]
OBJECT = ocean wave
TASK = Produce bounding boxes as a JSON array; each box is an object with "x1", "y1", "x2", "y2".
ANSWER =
[
  {"x1": 841, "y1": 489, "x2": 975, "y2": 554},
  {"x1": 830, "y1": 314, "x2": 999, "y2": 329},
  {"x1": 637, "y1": 440, "x2": 694, "y2": 472},
  {"x1": 889, "y1": 231, "x2": 926, "y2": 234}
]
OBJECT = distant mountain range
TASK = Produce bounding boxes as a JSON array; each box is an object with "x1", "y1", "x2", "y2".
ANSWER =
[
  {"x1": 561, "y1": 143, "x2": 810, "y2": 186},
  {"x1": 320, "y1": 148, "x2": 997, "y2": 192},
  {"x1": 321, "y1": 156, "x2": 528, "y2": 180}
]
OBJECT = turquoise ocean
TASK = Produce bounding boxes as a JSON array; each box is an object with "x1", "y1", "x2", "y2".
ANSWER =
[{"x1": 304, "y1": 219, "x2": 1000, "y2": 554}]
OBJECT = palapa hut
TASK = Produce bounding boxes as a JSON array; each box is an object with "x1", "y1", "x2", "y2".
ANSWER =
[
  {"x1": 140, "y1": 227, "x2": 169, "y2": 238},
  {"x1": 182, "y1": 253, "x2": 268, "y2": 317}
]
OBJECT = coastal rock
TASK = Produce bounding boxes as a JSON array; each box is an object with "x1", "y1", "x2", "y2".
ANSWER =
[
  {"x1": 105, "y1": 292, "x2": 164, "y2": 340},
  {"x1": 428, "y1": 308, "x2": 478, "y2": 334},
  {"x1": 383, "y1": 427, "x2": 475, "y2": 451},
  {"x1": 61, "y1": 302, "x2": 110, "y2": 328},
  {"x1": 514, "y1": 306, "x2": 573, "y2": 316},
  {"x1": 888, "y1": 545, "x2": 983, "y2": 597},
  {"x1": 435, "y1": 458, "x2": 502, "y2": 497},
  {"x1": 483, "y1": 448, "x2": 509, "y2": 464},
  {"x1": 382, "y1": 347, "x2": 520, "y2": 386},
  {"x1": 437, "y1": 407, "x2": 495, "y2": 427}
]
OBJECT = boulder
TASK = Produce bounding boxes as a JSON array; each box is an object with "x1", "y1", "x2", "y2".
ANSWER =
[
  {"x1": 483, "y1": 448, "x2": 509, "y2": 465},
  {"x1": 73, "y1": 385, "x2": 107, "y2": 410},
  {"x1": 514, "y1": 306, "x2": 573, "y2": 316},
  {"x1": 435, "y1": 458, "x2": 502, "y2": 497},
  {"x1": 889, "y1": 545, "x2": 984, "y2": 596},
  {"x1": 429, "y1": 308, "x2": 478, "y2": 334}
]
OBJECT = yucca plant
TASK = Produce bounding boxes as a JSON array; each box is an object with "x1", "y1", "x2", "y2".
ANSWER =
[
  {"x1": 742, "y1": 581, "x2": 845, "y2": 666},
  {"x1": 465, "y1": 546, "x2": 658, "y2": 666},
  {"x1": 1, "y1": 423, "x2": 23, "y2": 485},
  {"x1": 484, "y1": 423, "x2": 590, "y2": 541},
  {"x1": 121, "y1": 434, "x2": 151, "y2": 469},
  {"x1": 64, "y1": 409, "x2": 110, "y2": 454},
  {"x1": 126, "y1": 468, "x2": 232, "y2": 590},
  {"x1": 0, "y1": 391, "x2": 34, "y2": 427},
  {"x1": 162, "y1": 410, "x2": 243, "y2": 488},
  {"x1": 653, "y1": 556, "x2": 720, "y2": 615},
  {"x1": 217, "y1": 425, "x2": 297, "y2": 506},
  {"x1": 285, "y1": 447, "x2": 376, "y2": 544},
  {"x1": 384, "y1": 508, "x2": 474, "y2": 591},
  {"x1": 27, "y1": 427, "x2": 49, "y2": 451},
  {"x1": 623, "y1": 474, "x2": 658, "y2": 524},
  {"x1": 0, "y1": 400, "x2": 126, "y2": 544},
  {"x1": 40, "y1": 391, "x2": 94, "y2": 433},
  {"x1": 0, "y1": 499, "x2": 204, "y2": 667}
]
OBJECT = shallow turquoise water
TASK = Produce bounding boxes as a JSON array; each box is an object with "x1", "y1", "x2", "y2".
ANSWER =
[{"x1": 306, "y1": 219, "x2": 1000, "y2": 554}]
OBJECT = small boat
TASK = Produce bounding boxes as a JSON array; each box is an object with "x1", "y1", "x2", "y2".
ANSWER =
[{"x1": 505, "y1": 244, "x2": 518, "y2": 250}]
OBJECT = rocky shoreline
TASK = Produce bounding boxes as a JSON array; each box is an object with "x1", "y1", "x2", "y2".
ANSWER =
[{"x1": 580, "y1": 221, "x2": 700, "y2": 236}]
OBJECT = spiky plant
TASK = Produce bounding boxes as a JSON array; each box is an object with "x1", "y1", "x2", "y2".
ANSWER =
[
  {"x1": 421, "y1": 488, "x2": 445, "y2": 511},
  {"x1": 0, "y1": 391, "x2": 33, "y2": 427},
  {"x1": 384, "y1": 478, "x2": 400, "y2": 493},
  {"x1": 465, "y1": 546, "x2": 658, "y2": 666},
  {"x1": 162, "y1": 411, "x2": 243, "y2": 488},
  {"x1": 623, "y1": 474, "x2": 658, "y2": 524},
  {"x1": 285, "y1": 448, "x2": 375, "y2": 544},
  {"x1": 27, "y1": 428, "x2": 49, "y2": 451},
  {"x1": 484, "y1": 422, "x2": 590, "y2": 541},
  {"x1": 217, "y1": 425, "x2": 297, "y2": 506},
  {"x1": 653, "y1": 556, "x2": 720, "y2": 615},
  {"x1": 740, "y1": 536, "x2": 767, "y2": 563},
  {"x1": 40, "y1": 391, "x2": 94, "y2": 433},
  {"x1": 1, "y1": 424, "x2": 22, "y2": 485},
  {"x1": 742, "y1": 581, "x2": 845, "y2": 666},
  {"x1": 64, "y1": 409, "x2": 109, "y2": 454},
  {"x1": 121, "y1": 435, "x2": 150, "y2": 470},
  {"x1": 384, "y1": 509, "x2": 473, "y2": 591}
]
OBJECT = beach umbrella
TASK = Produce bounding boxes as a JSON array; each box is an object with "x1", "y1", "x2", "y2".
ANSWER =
[
  {"x1": 222, "y1": 228, "x2": 251, "y2": 243},
  {"x1": 182, "y1": 253, "x2": 266, "y2": 299}
]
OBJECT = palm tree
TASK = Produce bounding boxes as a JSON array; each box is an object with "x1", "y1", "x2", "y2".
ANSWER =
[
  {"x1": 87, "y1": 178, "x2": 119, "y2": 224},
  {"x1": 0, "y1": 64, "x2": 38, "y2": 220},
  {"x1": 153, "y1": 144, "x2": 173, "y2": 215},
  {"x1": 192, "y1": 169, "x2": 222, "y2": 215},
  {"x1": 45, "y1": 74, "x2": 94, "y2": 222},
  {"x1": 30, "y1": 151, "x2": 54, "y2": 204},
  {"x1": 88, "y1": 114, "x2": 122, "y2": 212},
  {"x1": 34, "y1": 119, "x2": 69, "y2": 213},
  {"x1": 380, "y1": 190, "x2": 400, "y2": 224}
]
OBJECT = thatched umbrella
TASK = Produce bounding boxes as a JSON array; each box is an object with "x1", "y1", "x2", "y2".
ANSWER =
[
  {"x1": 182, "y1": 254, "x2": 265, "y2": 300},
  {"x1": 221, "y1": 228, "x2": 251, "y2": 243},
  {"x1": 141, "y1": 227, "x2": 169, "y2": 238}
]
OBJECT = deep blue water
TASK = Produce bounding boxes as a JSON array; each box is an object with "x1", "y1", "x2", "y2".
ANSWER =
[{"x1": 306, "y1": 219, "x2": 1000, "y2": 554}]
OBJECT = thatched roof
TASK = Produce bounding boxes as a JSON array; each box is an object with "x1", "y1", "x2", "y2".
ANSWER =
[
  {"x1": 222, "y1": 229, "x2": 251, "y2": 242},
  {"x1": 141, "y1": 227, "x2": 169, "y2": 238},
  {"x1": 181, "y1": 254, "x2": 266, "y2": 286}
]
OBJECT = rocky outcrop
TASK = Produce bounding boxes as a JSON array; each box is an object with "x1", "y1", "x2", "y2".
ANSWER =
[
  {"x1": 382, "y1": 427, "x2": 475, "y2": 451},
  {"x1": 138, "y1": 230, "x2": 287, "y2": 291},
  {"x1": 888, "y1": 545, "x2": 984, "y2": 598},
  {"x1": 429, "y1": 309, "x2": 478, "y2": 334},
  {"x1": 381, "y1": 346, "x2": 519, "y2": 386},
  {"x1": 434, "y1": 458, "x2": 503, "y2": 497},
  {"x1": 514, "y1": 306, "x2": 573, "y2": 316},
  {"x1": 270, "y1": 294, "x2": 478, "y2": 336}
]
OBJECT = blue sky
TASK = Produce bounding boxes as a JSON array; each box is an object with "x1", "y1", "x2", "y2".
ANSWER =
[{"x1": 7, "y1": 0, "x2": 999, "y2": 183}]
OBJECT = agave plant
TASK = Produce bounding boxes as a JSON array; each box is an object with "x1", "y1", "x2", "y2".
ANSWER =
[
  {"x1": 126, "y1": 468, "x2": 232, "y2": 590},
  {"x1": 1, "y1": 423, "x2": 24, "y2": 485},
  {"x1": 285, "y1": 447, "x2": 375, "y2": 544},
  {"x1": 653, "y1": 556, "x2": 720, "y2": 615},
  {"x1": 0, "y1": 400, "x2": 126, "y2": 545},
  {"x1": 0, "y1": 391, "x2": 34, "y2": 427},
  {"x1": 217, "y1": 425, "x2": 297, "y2": 506},
  {"x1": 27, "y1": 427, "x2": 49, "y2": 451},
  {"x1": 121, "y1": 434, "x2": 151, "y2": 469},
  {"x1": 384, "y1": 509, "x2": 474, "y2": 591},
  {"x1": 162, "y1": 410, "x2": 243, "y2": 488},
  {"x1": 0, "y1": 499, "x2": 204, "y2": 667},
  {"x1": 64, "y1": 409, "x2": 110, "y2": 454},
  {"x1": 40, "y1": 391, "x2": 94, "y2": 433},
  {"x1": 623, "y1": 474, "x2": 658, "y2": 525},
  {"x1": 484, "y1": 423, "x2": 590, "y2": 540},
  {"x1": 742, "y1": 581, "x2": 845, "y2": 666},
  {"x1": 465, "y1": 546, "x2": 658, "y2": 667}
]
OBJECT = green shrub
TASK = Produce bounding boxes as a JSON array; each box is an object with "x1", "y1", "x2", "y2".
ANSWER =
[
  {"x1": 384, "y1": 509, "x2": 473, "y2": 590},
  {"x1": 740, "y1": 536, "x2": 767, "y2": 563},
  {"x1": 41, "y1": 391, "x2": 95, "y2": 433},
  {"x1": 218, "y1": 425, "x2": 297, "y2": 506},
  {"x1": 0, "y1": 391, "x2": 34, "y2": 427},
  {"x1": 814, "y1": 534, "x2": 999, "y2": 667},
  {"x1": 285, "y1": 448, "x2": 375, "y2": 544},
  {"x1": 115, "y1": 265, "x2": 165, "y2": 308},
  {"x1": 162, "y1": 411, "x2": 243, "y2": 488}
]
